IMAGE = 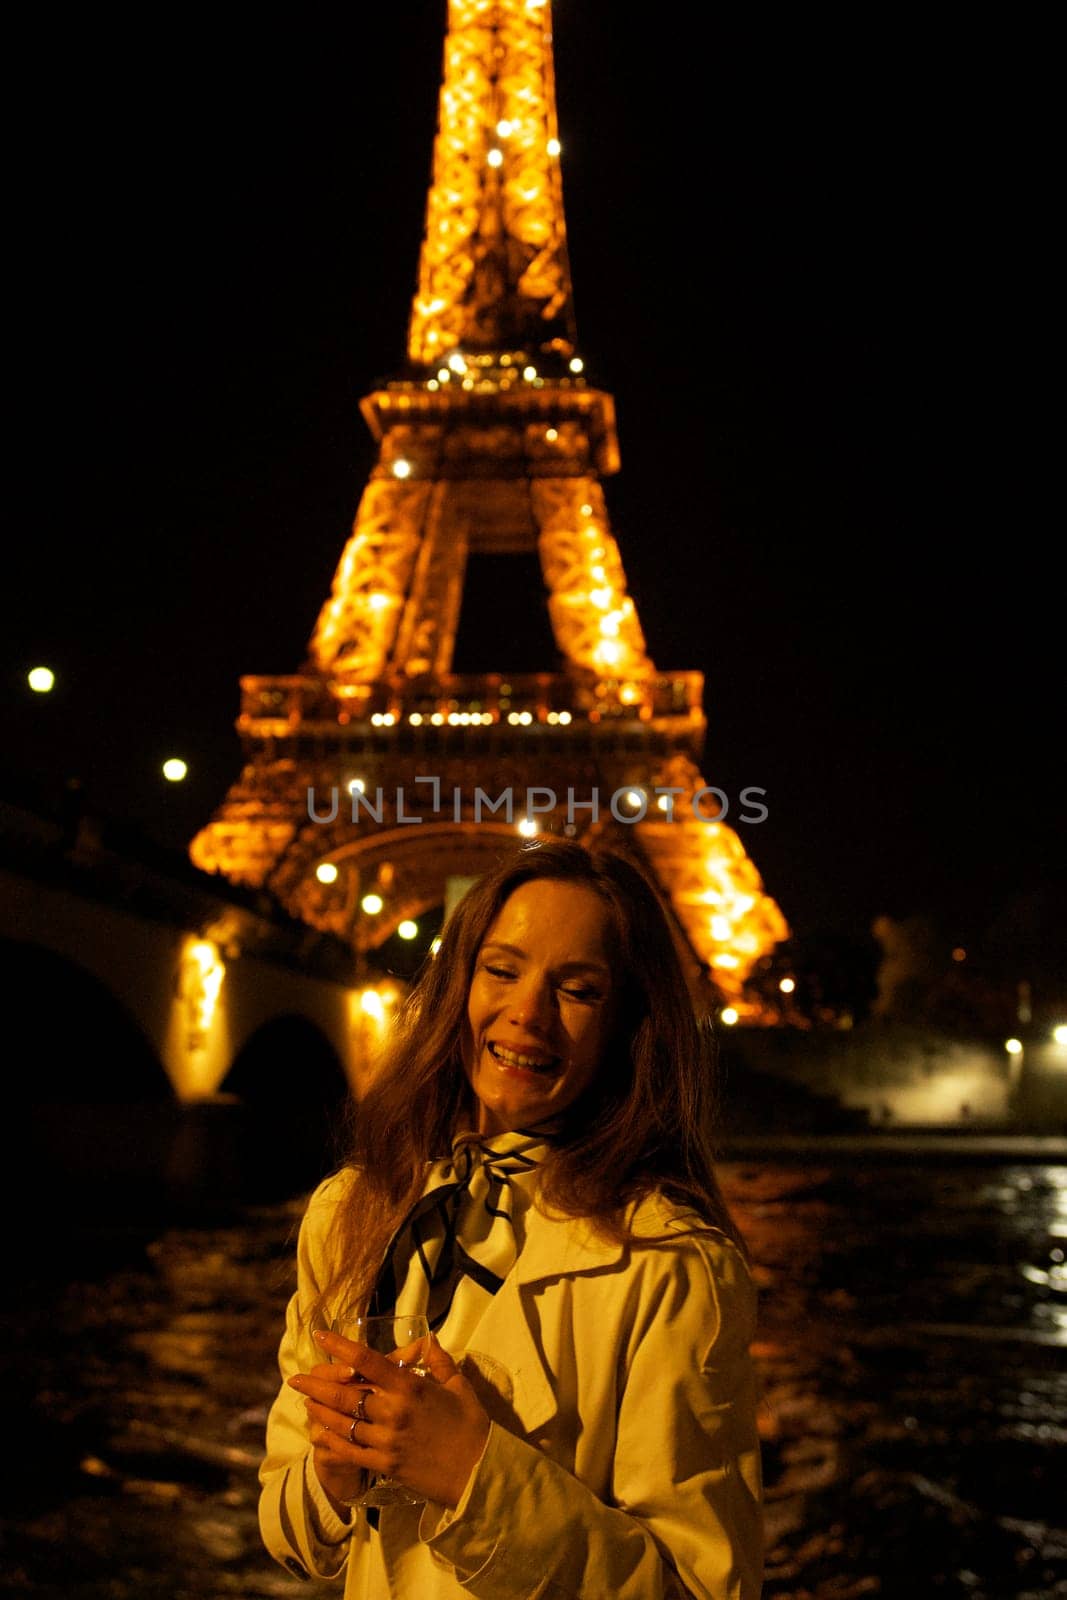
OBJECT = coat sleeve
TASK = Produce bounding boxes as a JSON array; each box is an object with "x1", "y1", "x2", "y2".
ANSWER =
[
  {"x1": 419, "y1": 1230, "x2": 764, "y2": 1600},
  {"x1": 258, "y1": 1173, "x2": 367, "y2": 1583}
]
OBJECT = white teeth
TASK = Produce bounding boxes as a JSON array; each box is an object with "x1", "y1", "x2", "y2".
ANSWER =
[{"x1": 490, "y1": 1043, "x2": 557, "y2": 1072}]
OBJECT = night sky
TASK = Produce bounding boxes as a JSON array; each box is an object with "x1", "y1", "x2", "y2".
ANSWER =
[{"x1": 6, "y1": 8, "x2": 1060, "y2": 982}]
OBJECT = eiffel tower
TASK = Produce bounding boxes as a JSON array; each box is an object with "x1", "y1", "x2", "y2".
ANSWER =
[{"x1": 190, "y1": 0, "x2": 788, "y2": 1018}]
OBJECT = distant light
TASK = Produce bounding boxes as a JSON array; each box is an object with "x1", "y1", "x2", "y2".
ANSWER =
[
  {"x1": 624, "y1": 790, "x2": 643, "y2": 809},
  {"x1": 162, "y1": 759, "x2": 187, "y2": 783},
  {"x1": 398, "y1": 919, "x2": 418, "y2": 940},
  {"x1": 546, "y1": 138, "x2": 561, "y2": 157},
  {"x1": 360, "y1": 989, "x2": 385, "y2": 1022},
  {"x1": 522, "y1": 365, "x2": 537, "y2": 381},
  {"x1": 720, "y1": 1008, "x2": 739, "y2": 1027},
  {"x1": 779, "y1": 977, "x2": 796, "y2": 994},
  {"x1": 316, "y1": 863, "x2": 338, "y2": 884},
  {"x1": 184, "y1": 939, "x2": 225, "y2": 1031},
  {"x1": 1052, "y1": 1024, "x2": 1067, "y2": 1046},
  {"x1": 392, "y1": 458, "x2": 412, "y2": 479},
  {"x1": 487, "y1": 147, "x2": 503, "y2": 168},
  {"x1": 348, "y1": 778, "x2": 366, "y2": 795},
  {"x1": 496, "y1": 120, "x2": 513, "y2": 137},
  {"x1": 447, "y1": 353, "x2": 467, "y2": 373},
  {"x1": 568, "y1": 357, "x2": 584, "y2": 374},
  {"x1": 518, "y1": 818, "x2": 539, "y2": 837},
  {"x1": 437, "y1": 368, "x2": 450, "y2": 383},
  {"x1": 952, "y1": 947, "x2": 967, "y2": 963},
  {"x1": 362, "y1": 893, "x2": 384, "y2": 914},
  {"x1": 1005, "y1": 1038, "x2": 1023, "y2": 1056},
  {"x1": 27, "y1": 666, "x2": 55, "y2": 693}
]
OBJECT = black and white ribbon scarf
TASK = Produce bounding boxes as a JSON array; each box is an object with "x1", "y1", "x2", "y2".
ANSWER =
[{"x1": 368, "y1": 1130, "x2": 552, "y2": 1333}]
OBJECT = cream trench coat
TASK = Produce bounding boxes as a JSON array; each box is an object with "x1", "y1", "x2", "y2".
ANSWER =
[{"x1": 259, "y1": 1171, "x2": 764, "y2": 1599}]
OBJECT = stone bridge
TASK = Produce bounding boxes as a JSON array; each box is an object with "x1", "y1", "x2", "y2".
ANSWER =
[{"x1": 1, "y1": 795, "x2": 391, "y2": 1218}]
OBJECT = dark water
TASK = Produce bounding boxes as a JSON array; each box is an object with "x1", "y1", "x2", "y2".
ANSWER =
[{"x1": 3, "y1": 1156, "x2": 1065, "y2": 1599}]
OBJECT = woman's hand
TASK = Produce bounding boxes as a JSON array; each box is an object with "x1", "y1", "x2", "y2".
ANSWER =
[{"x1": 288, "y1": 1330, "x2": 491, "y2": 1511}]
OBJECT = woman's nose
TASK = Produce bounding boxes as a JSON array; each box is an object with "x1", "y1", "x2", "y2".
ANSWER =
[{"x1": 507, "y1": 976, "x2": 553, "y2": 1029}]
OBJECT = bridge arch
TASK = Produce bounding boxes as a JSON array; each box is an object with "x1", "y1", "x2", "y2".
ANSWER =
[
  {"x1": 219, "y1": 1013, "x2": 351, "y2": 1201},
  {"x1": 3, "y1": 937, "x2": 170, "y2": 1101},
  {"x1": 5, "y1": 937, "x2": 182, "y2": 1225}
]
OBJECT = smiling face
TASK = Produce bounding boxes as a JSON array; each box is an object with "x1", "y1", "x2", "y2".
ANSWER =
[{"x1": 463, "y1": 878, "x2": 619, "y2": 1136}]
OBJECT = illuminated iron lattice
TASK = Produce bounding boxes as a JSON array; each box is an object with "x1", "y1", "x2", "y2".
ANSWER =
[
  {"x1": 409, "y1": 0, "x2": 573, "y2": 369},
  {"x1": 190, "y1": 0, "x2": 789, "y2": 1016}
]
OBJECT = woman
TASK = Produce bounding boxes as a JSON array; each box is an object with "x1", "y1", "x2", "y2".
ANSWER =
[{"x1": 259, "y1": 837, "x2": 764, "y2": 1598}]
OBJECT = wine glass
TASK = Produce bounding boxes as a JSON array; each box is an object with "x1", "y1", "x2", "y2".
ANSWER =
[{"x1": 329, "y1": 1310, "x2": 431, "y2": 1508}]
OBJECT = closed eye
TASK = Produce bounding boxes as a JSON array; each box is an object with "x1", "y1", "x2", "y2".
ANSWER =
[
  {"x1": 560, "y1": 984, "x2": 602, "y2": 1003},
  {"x1": 484, "y1": 964, "x2": 517, "y2": 980}
]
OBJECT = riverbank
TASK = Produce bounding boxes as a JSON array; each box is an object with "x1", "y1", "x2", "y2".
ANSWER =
[
  {"x1": 717, "y1": 1020, "x2": 1067, "y2": 1133},
  {"x1": 718, "y1": 1130, "x2": 1067, "y2": 1163}
]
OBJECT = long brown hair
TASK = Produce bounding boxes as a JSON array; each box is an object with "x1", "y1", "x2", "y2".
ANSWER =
[{"x1": 312, "y1": 837, "x2": 748, "y2": 1321}]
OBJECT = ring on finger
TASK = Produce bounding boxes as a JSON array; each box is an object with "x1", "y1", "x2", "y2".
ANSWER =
[{"x1": 348, "y1": 1392, "x2": 369, "y2": 1443}]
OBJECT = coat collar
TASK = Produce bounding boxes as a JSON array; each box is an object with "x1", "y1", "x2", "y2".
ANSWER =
[
  {"x1": 461, "y1": 1204, "x2": 622, "y2": 1435},
  {"x1": 511, "y1": 1188, "x2": 705, "y2": 1283},
  {"x1": 512, "y1": 1200, "x2": 626, "y2": 1284},
  {"x1": 462, "y1": 1198, "x2": 684, "y2": 1435}
]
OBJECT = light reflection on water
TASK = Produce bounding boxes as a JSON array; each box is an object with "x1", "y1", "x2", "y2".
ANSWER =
[
  {"x1": 720, "y1": 1159, "x2": 1067, "y2": 1598},
  {"x1": 2, "y1": 1157, "x2": 1065, "y2": 1598}
]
